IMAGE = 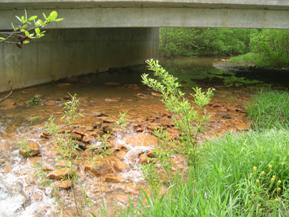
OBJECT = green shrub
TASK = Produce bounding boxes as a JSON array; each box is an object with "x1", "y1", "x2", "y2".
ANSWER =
[
  {"x1": 250, "y1": 30, "x2": 289, "y2": 67},
  {"x1": 124, "y1": 130, "x2": 289, "y2": 217},
  {"x1": 247, "y1": 90, "x2": 289, "y2": 129},
  {"x1": 142, "y1": 59, "x2": 214, "y2": 164},
  {"x1": 160, "y1": 28, "x2": 254, "y2": 57}
]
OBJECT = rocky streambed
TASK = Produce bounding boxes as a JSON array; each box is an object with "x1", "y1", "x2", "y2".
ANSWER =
[{"x1": 0, "y1": 57, "x2": 256, "y2": 216}]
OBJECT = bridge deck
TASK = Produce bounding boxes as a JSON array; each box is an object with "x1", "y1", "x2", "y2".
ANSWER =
[
  {"x1": 1, "y1": 0, "x2": 289, "y2": 9},
  {"x1": 1, "y1": 0, "x2": 289, "y2": 29}
]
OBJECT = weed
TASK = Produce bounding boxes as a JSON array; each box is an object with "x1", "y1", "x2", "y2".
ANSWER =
[
  {"x1": 115, "y1": 112, "x2": 128, "y2": 129},
  {"x1": 45, "y1": 115, "x2": 60, "y2": 135},
  {"x1": 55, "y1": 134, "x2": 79, "y2": 161},
  {"x1": 26, "y1": 94, "x2": 42, "y2": 106},
  {"x1": 43, "y1": 93, "x2": 89, "y2": 216},
  {"x1": 62, "y1": 93, "x2": 81, "y2": 124},
  {"x1": 33, "y1": 162, "x2": 53, "y2": 187},
  {"x1": 142, "y1": 59, "x2": 214, "y2": 164},
  {"x1": 27, "y1": 115, "x2": 41, "y2": 124},
  {"x1": 142, "y1": 163, "x2": 161, "y2": 192}
]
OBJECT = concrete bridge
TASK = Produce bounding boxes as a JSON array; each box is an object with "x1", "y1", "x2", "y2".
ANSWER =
[{"x1": 1, "y1": 0, "x2": 289, "y2": 92}]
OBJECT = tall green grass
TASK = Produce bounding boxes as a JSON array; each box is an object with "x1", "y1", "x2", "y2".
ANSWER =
[
  {"x1": 247, "y1": 90, "x2": 289, "y2": 129},
  {"x1": 123, "y1": 130, "x2": 289, "y2": 217}
]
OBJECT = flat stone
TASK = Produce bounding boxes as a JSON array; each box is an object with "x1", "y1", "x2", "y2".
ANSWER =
[
  {"x1": 55, "y1": 180, "x2": 73, "y2": 190},
  {"x1": 84, "y1": 161, "x2": 114, "y2": 176},
  {"x1": 123, "y1": 133, "x2": 158, "y2": 147},
  {"x1": 82, "y1": 135, "x2": 95, "y2": 144},
  {"x1": 104, "y1": 174, "x2": 124, "y2": 183},
  {"x1": 84, "y1": 156, "x2": 128, "y2": 177},
  {"x1": 0, "y1": 99, "x2": 17, "y2": 109},
  {"x1": 151, "y1": 92, "x2": 161, "y2": 97},
  {"x1": 136, "y1": 93, "x2": 149, "y2": 99},
  {"x1": 94, "y1": 112, "x2": 107, "y2": 117},
  {"x1": 40, "y1": 132, "x2": 50, "y2": 139},
  {"x1": 104, "y1": 97, "x2": 121, "y2": 103},
  {"x1": 105, "y1": 82, "x2": 120, "y2": 86},
  {"x1": 47, "y1": 168, "x2": 73, "y2": 180},
  {"x1": 42, "y1": 164, "x2": 54, "y2": 172},
  {"x1": 19, "y1": 142, "x2": 41, "y2": 158},
  {"x1": 114, "y1": 148, "x2": 127, "y2": 160},
  {"x1": 139, "y1": 153, "x2": 150, "y2": 164}
]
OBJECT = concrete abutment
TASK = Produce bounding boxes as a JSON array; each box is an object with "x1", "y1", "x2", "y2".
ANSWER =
[{"x1": 0, "y1": 28, "x2": 159, "y2": 92}]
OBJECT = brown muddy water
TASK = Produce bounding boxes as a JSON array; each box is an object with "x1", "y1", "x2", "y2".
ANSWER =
[{"x1": 0, "y1": 57, "x2": 283, "y2": 217}]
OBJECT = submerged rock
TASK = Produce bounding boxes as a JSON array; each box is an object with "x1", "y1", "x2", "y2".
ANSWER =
[
  {"x1": 123, "y1": 133, "x2": 158, "y2": 147},
  {"x1": 104, "y1": 97, "x2": 121, "y2": 103},
  {"x1": 0, "y1": 99, "x2": 17, "y2": 110},
  {"x1": 84, "y1": 156, "x2": 128, "y2": 177}
]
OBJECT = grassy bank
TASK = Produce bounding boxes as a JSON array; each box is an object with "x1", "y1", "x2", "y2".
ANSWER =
[
  {"x1": 118, "y1": 81, "x2": 289, "y2": 217},
  {"x1": 124, "y1": 129, "x2": 289, "y2": 217}
]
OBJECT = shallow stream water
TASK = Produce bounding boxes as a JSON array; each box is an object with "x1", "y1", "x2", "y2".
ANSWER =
[{"x1": 0, "y1": 57, "x2": 287, "y2": 216}]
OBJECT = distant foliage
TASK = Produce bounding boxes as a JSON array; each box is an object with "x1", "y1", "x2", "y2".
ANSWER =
[
  {"x1": 160, "y1": 28, "x2": 254, "y2": 57},
  {"x1": 250, "y1": 30, "x2": 289, "y2": 67}
]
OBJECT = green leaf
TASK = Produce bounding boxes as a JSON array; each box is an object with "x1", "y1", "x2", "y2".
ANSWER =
[
  {"x1": 35, "y1": 27, "x2": 41, "y2": 35},
  {"x1": 29, "y1": 16, "x2": 38, "y2": 21},
  {"x1": 23, "y1": 40, "x2": 30, "y2": 44},
  {"x1": 35, "y1": 19, "x2": 44, "y2": 27},
  {"x1": 11, "y1": 23, "x2": 16, "y2": 31},
  {"x1": 15, "y1": 16, "x2": 22, "y2": 23},
  {"x1": 22, "y1": 29, "x2": 30, "y2": 37},
  {"x1": 48, "y1": 11, "x2": 58, "y2": 21},
  {"x1": 20, "y1": 16, "x2": 26, "y2": 23},
  {"x1": 56, "y1": 18, "x2": 64, "y2": 22}
]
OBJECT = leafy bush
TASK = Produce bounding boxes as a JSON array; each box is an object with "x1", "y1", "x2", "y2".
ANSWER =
[
  {"x1": 247, "y1": 90, "x2": 289, "y2": 129},
  {"x1": 142, "y1": 59, "x2": 214, "y2": 163},
  {"x1": 160, "y1": 28, "x2": 254, "y2": 57},
  {"x1": 124, "y1": 130, "x2": 289, "y2": 217},
  {"x1": 250, "y1": 30, "x2": 289, "y2": 67}
]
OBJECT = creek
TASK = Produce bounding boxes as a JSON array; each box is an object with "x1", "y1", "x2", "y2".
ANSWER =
[{"x1": 0, "y1": 57, "x2": 286, "y2": 216}]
